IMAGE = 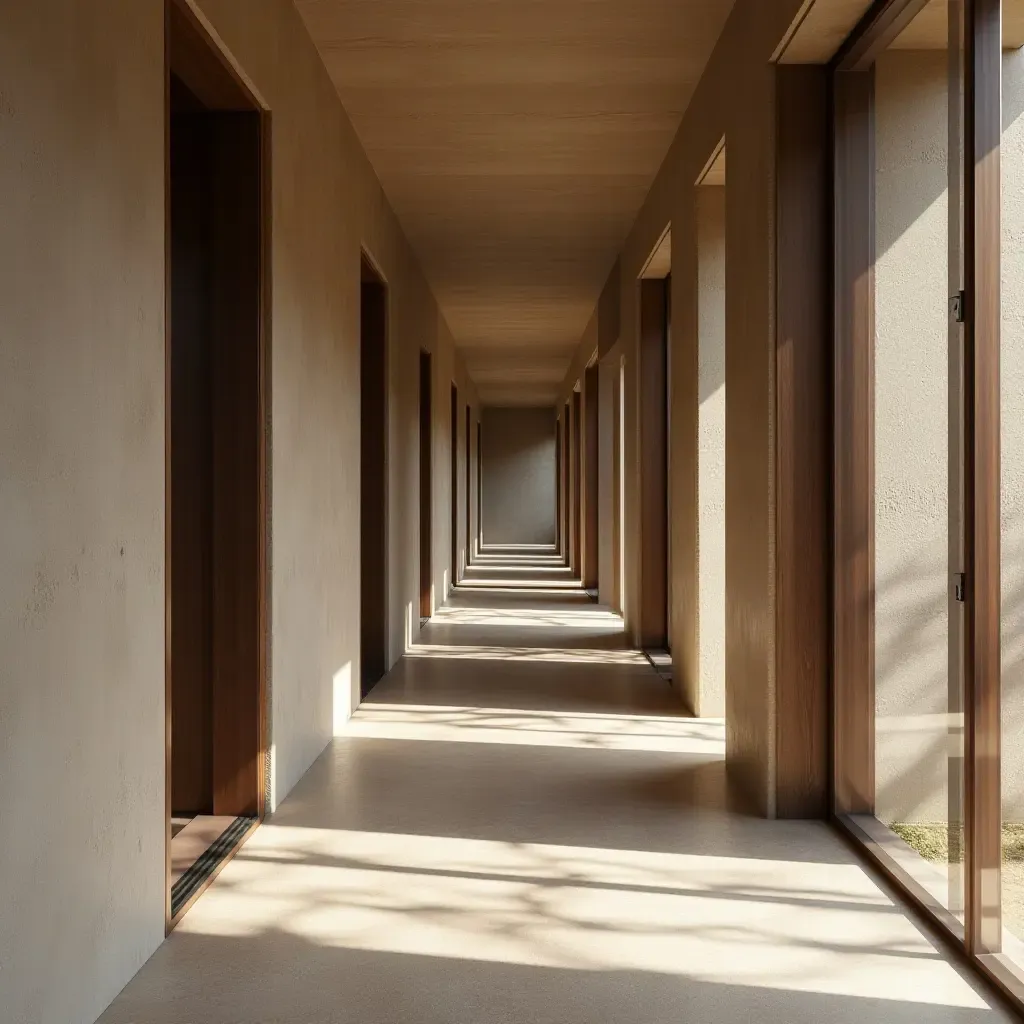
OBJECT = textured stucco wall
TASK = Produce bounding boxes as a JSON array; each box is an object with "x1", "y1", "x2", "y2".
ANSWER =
[
  {"x1": 598, "y1": 354, "x2": 618, "y2": 608},
  {"x1": 0, "y1": 5, "x2": 167, "y2": 1023},
  {"x1": 1002, "y1": 47, "x2": 1024, "y2": 826},
  {"x1": 482, "y1": 408, "x2": 557, "y2": 546},
  {"x1": 873, "y1": 48, "x2": 1024, "y2": 825},
  {"x1": 0, "y1": 2, "x2": 475, "y2": 1021},
  {"x1": 697, "y1": 185, "x2": 727, "y2": 718},
  {"x1": 558, "y1": 0, "x2": 813, "y2": 814},
  {"x1": 873, "y1": 49, "x2": 952, "y2": 826}
]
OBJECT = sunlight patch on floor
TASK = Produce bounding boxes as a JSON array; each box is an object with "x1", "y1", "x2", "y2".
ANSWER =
[
  {"x1": 176, "y1": 825, "x2": 992, "y2": 1009},
  {"x1": 431, "y1": 606, "x2": 623, "y2": 628},
  {"x1": 405, "y1": 644, "x2": 648, "y2": 665},
  {"x1": 347, "y1": 703, "x2": 724, "y2": 752}
]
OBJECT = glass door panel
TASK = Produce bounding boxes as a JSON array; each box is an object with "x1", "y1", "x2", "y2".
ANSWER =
[{"x1": 871, "y1": 0, "x2": 966, "y2": 921}]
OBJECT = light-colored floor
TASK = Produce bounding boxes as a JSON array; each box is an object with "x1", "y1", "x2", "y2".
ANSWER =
[{"x1": 100, "y1": 554, "x2": 1012, "y2": 1022}]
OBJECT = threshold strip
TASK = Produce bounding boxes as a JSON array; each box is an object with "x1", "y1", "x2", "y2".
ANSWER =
[{"x1": 171, "y1": 814, "x2": 257, "y2": 918}]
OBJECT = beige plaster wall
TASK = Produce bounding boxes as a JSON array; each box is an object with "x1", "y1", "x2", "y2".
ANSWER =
[
  {"x1": 697, "y1": 185, "x2": 727, "y2": 718},
  {"x1": 481, "y1": 408, "x2": 557, "y2": 546},
  {"x1": 0, "y1": 2, "x2": 475, "y2": 1021},
  {"x1": 0, "y1": 5, "x2": 167, "y2": 1023},
  {"x1": 557, "y1": 0, "x2": 812, "y2": 814}
]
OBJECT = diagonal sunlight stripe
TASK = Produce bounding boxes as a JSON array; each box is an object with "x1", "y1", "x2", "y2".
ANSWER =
[
  {"x1": 404, "y1": 644, "x2": 649, "y2": 665},
  {"x1": 346, "y1": 703, "x2": 724, "y2": 753},
  {"x1": 178, "y1": 827, "x2": 990, "y2": 1009}
]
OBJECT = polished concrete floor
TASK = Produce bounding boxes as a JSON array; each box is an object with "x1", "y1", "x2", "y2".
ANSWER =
[{"x1": 100, "y1": 551, "x2": 1012, "y2": 1022}]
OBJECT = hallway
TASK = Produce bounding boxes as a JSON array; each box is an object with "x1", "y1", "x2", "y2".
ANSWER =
[{"x1": 99, "y1": 553, "x2": 1010, "y2": 1024}]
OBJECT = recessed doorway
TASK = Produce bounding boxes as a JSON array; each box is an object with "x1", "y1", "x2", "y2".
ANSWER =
[
  {"x1": 166, "y1": 0, "x2": 267, "y2": 929},
  {"x1": 419, "y1": 350, "x2": 432, "y2": 621},
  {"x1": 360, "y1": 253, "x2": 389, "y2": 697}
]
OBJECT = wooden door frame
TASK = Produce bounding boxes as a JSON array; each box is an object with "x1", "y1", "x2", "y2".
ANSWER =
[
  {"x1": 164, "y1": 0, "x2": 270, "y2": 933},
  {"x1": 419, "y1": 350, "x2": 433, "y2": 618},
  {"x1": 830, "y1": 0, "x2": 1012, "y2": 1008},
  {"x1": 465, "y1": 405, "x2": 473, "y2": 567},
  {"x1": 450, "y1": 383, "x2": 459, "y2": 588}
]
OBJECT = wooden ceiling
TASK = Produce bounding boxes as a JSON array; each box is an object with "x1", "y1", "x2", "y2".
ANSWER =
[{"x1": 295, "y1": 0, "x2": 737, "y2": 405}]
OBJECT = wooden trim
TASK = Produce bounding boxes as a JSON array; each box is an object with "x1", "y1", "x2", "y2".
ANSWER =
[
  {"x1": 775, "y1": 66, "x2": 830, "y2": 818},
  {"x1": 963, "y1": 0, "x2": 1002, "y2": 959},
  {"x1": 164, "y1": 0, "x2": 173, "y2": 935},
  {"x1": 583, "y1": 364, "x2": 600, "y2": 590},
  {"x1": 477, "y1": 421, "x2": 483, "y2": 553},
  {"x1": 572, "y1": 391, "x2": 583, "y2": 576},
  {"x1": 465, "y1": 405, "x2": 472, "y2": 565},
  {"x1": 832, "y1": 66, "x2": 876, "y2": 817},
  {"x1": 555, "y1": 419, "x2": 562, "y2": 555},
  {"x1": 450, "y1": 384, "x2": 459, "y2": 586},
  {"x1": 165, "y1": 0, "x2": 269, "y2": 932},
  {"x1": 833, "y1": 0, "x2": 931, "y2": 71},
  {"x1": 419, "y1": 350, "x2": 433, "y2": 618}
]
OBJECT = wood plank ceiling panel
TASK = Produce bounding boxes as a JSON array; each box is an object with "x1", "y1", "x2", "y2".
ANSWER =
[{"x1": 296, "y1": 0, "x2": 737, "y2": 404}]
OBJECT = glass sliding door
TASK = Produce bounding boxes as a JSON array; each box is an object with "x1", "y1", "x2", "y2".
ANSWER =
[
  {"x1": 835, "y1": 0, "x2": 1024, "y2": 1008},
  {"x1": 834, "y1": 0, "x2": 968, "y2": 927}
]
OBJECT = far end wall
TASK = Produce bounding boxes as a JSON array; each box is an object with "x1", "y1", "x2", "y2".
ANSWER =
[{"x1": 481, "y1": 407, "x2": 557, "y2": 546}]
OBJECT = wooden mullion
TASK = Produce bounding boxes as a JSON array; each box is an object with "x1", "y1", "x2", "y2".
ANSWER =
[{"x1": 963, "y1": 0, "x2": 1002, "y2": 959}]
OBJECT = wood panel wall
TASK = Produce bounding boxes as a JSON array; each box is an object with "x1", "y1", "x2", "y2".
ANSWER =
[
  {"x1": 170, "y1": 100, "x2": 214, "y2": 817},
  {"x1": 584, "y1": 363, "x2": 600, "y2": 590},
  {"x1": 419, "y1": 350, "x2": 433, "y2": 617},
  {"x1": 774, "y1": 66, "x2": 830, "y2": 818},
  {"x1": 638, "y1": 278, "x2": 668, "y2": 649}
]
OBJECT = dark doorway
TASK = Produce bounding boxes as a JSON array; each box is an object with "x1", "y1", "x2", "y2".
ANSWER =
[
  {"x1": 572, "y1": 390, "x2": 582, "y2": 577},
  {"x1": 419, "y1": 350, "x2": 433, "y2": 620},
  {"x1": 477, "y1": 421, "x2": 483, "y2": 551},
  {"x1": 360, "y1": 255, "x2": 388, "y2": 697},
  {"x1": 167, "y1": 0, "x2": 266, "y2": 927},
  {"x1": 465, "y1": 405, "x2": 472, "y2": 565},
  {"x1": 555, "y1": 418, "x2": 562, "y2": 555},
  {"x1": 563, "y1": 401, "x2": 571, "y2": 561},
  {"x1": 639, "y1": 276, "x2": 669, "y2": 650},
  {"x1": 584, "y1": 364, "x2": 600, "y2": 592},
  {"x1": 450, "y1": 383, "x2": 459, "y2": 589}
]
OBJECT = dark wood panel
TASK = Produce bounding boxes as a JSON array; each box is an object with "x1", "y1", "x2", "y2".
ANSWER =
[
  {"x1": 572, "y1": 391, "x2": 582, "y2": 576},
  {"x1": 169, "y1": 104, "x2": 214, "y2": 817},
  {"x1": 466, "y1": 405, "x2": 473, "y2": 561},
  {"x1": 612, "y1": 359, "x2": 622, "y2": 611},
  {"x1": 450, "y1": 384, "x2": 459, "y2": 583},
  {"x1": 555, "y1": 419, "x2": 562, "y2": 554},
  {"x1": 775, "y1": 66, "x2": 830, "y2": 818},
  {"x1": 964, "y1": 0, "x2": 1001, "y2": 958},
  {"x1": 210, "y1": 111, "x2": 263, "y2": 817},
  {"x1": 565, "y1": 401, "x2": 573, "y2": 561},
  {"x1": 639, "y1": 279, "x2": 668, "y2": 648},
  {"x1": 584, "y1": 364, "x2": 600, "y2": 590},
  {"x1": 419, "y1": 350, "x2": 433, "y2": 618},
  {"x1": 832, "y1": 67, "x2": 876, "y2": 817},
  {"x1": 168, "y1": 0, "x2": 253, "y2": 112},
  {"x1": 833, "y1": 0, "x2": 931, "y2": 70},
  {"x1": 360, "y1": 263, "x2": 389, "y2": 695},
  {"x1": 477, "y1": 422, "x2": 482, "y2": 551}
]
